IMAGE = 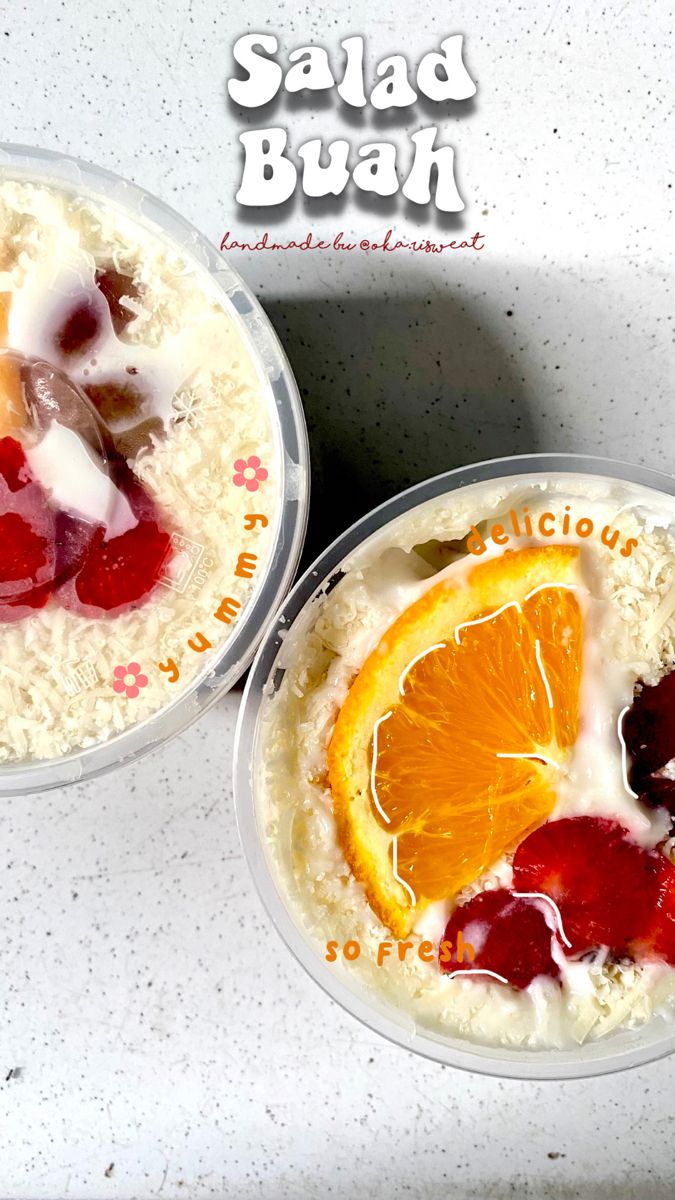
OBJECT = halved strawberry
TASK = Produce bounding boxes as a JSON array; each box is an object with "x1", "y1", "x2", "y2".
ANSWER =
[
  {"x1": 439, "y1": 888, "x2": 560, "y2": 990},
  {"x1": 512, "y1": 816, "x2": 661, "y2": 956},
  {"x1": 69, "y1": 519, "x2": 171, "y2": 616},
  {"x1": 628, "y1": 855, "x2": 675, "y2": 966},
  {"x1": 0, "y1": 435, "x2": 31, "y2": 492},
  {"x1": 0, "y1": 511, "x2": 47, "y2": 581},
  {"x1": 0, "y1": 448, "x2": 58, "y2": 620},
  {"x1": 60, "y1": 456, "x2": 171, "y2": 617},
  {"x1": 0, "y1": 434, "x2": 110, "y2": 622}
]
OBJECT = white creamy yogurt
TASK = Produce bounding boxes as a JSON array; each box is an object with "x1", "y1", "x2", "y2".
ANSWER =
[
  {"x1": 259, "y1": 474, "x2": 675, "y2": 1050},
  {"x1": 26, "y1": 421, "x2": 136, "y2": 538}
]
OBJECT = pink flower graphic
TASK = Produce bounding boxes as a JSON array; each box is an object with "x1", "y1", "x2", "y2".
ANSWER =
[
  {"x1": 233, "y1": 455, "x2": 268, "y2": 492},
  {"x1": 113, "y1": 662, "x2": 149, "y2": 699}
]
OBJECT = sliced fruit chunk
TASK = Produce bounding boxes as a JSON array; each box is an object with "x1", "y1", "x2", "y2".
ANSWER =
[
  {"x1": 327, "y1": 545, "x2": 583, "y2": 937},
  {"x1": 84, "y1": 379, "x2": 163, "y2": 460},
  {"x1": 52, "y1": 296, "x2": 101, "y2": 358},
  {"x1": 0, "y1": 435, "x2": 31, "y2": 492},
  {"x1": 58, "y1": 460, "x2": 170, "y2": 619},
  {"x1": 0, "y1": 434, "x2": 110, "y2": 621},
  {"x1": 21, "y1": 358, "x2": 105, "y2": 451},
  {"x1": 56, "y1": 452, "x2": 171, "y2": 616},
  {"x1": 95, "y1": 268, "x2": 139, "y2": 336},
  {"x1": 0, "y1": 511, "x2": 49, "y2": 583},
  {"x1": 0, "y1": 296, "x2": 25, "y2": 436},
  {"x1": 622, "y1": 670, "x2": 675, "y2": 813},
  {"x1": 440, "y1": 888, "x2": 561, "y2": 990},
  {"x1": 512, "y1": 816, "x2": 662, "y2": 955},
  {"x1": 63, "y1": 517, "x2": 171, "y2": 617},
  {"x1": 629, "y1": 855, "x2": 675, "y2": 965},
  {"x1": 0, "y1": 444, "x2": 57, "y2": 618}
]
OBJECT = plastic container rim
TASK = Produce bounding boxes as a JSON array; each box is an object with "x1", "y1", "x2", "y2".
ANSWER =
[
  {"x1": 234, "y1": 451, "x2": 675, "y2": 1080},
  {"x1": 0, "y1": 142, "x2": 310, "y2": 795}
]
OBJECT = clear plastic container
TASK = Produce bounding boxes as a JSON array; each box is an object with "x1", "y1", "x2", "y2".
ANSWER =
[
  {"x1": 235, "y1": 453, "x2": 675, "y2": 1079},
  {"x1": 0, "y1": 144, "x2": 309, "y2": 793}
]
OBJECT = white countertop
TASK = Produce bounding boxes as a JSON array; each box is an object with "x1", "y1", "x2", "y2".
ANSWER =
[{"x1": 1, "y1": 0, "x2": 674, "y2": 1196}]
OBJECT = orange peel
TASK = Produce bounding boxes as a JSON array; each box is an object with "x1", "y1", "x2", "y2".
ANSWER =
[{"x1": 327, "y1": 545, "x2": 583, "y2": 937}]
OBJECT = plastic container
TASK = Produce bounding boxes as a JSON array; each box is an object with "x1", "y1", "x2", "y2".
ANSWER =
[
  {"x1": 235, "y1": 453, "x2": 675, "y2": 1079},
  {"x1": 0, "y1": 144, "x2": 309, "y2": 793}
]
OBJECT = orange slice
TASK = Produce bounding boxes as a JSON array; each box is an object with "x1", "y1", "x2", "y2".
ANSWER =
[
  {"x1": 327, "y1": 545, "x2": 583, "y2": 937},
  {"x1": 0, "y1": 294, "x2": 24, "y2": 436}
]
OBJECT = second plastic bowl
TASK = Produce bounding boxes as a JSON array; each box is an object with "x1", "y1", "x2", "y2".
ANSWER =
[{"x1": 235, "y1": 453, "x2": 675, "y2": 1080}]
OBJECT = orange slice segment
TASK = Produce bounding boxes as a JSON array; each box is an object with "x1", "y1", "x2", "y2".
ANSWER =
[
  {"x1": 0, "y1": 294, "x2": 25, "y2": 436},
  {"x1": 327, "y1": 545, "x2": 583, "y2": 937}
]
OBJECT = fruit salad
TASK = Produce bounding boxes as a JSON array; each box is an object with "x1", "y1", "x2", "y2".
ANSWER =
[
  {"x1": 0, "y1": 176, "x2": 279, "y2": 765},
  {"x1": 258, "y1": 473, "x2": 675, "y2": 1049}
]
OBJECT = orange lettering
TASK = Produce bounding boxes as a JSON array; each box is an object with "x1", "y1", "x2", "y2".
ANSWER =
[
  {"x1": 377, "y1": 941, "x2": 392, "y2": 965},
  {"x1": 456, "y1": 931, "x2": 475, "y2": 964},
  {"x1": 439, "y1": 939, "x2": 454, "y2": 964},
  {"x1": 235, "y1": 551, "x2": 258, "y2": 579},
  {"x1": 418, "y1": 940, "x2": 435, "y2": 963},
  {"x1": 244, "y1": 513, "x2": 269, "y2": 530},
  {"x1": 188, "y1": 631, "x2": 212, "y2": 653},
  {"x1": 158, "y1": 658, "x2": 180, "y2": 683},
  {"x1": 214, "y1": 596, "x2": 242, "y2": 624}
]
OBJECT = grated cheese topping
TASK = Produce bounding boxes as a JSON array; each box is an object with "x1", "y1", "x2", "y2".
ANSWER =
[
  {"x1": 259, "y1": 474, "x2": 675, "y2": 1050},
  {"x1": 0, "y1": 179, "x2": 281, "y2": 764}
]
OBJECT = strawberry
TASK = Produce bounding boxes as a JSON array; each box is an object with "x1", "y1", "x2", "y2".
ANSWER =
[
  {"x1": 64, "y1": 518, "x2": 171, "y2": 617},
  {"x1": 0, "y1": 579, "x2": 52, "y2": 623},
  {"x1": 0, "y1": 443, "x2": 58, "y2": 620},
  {"x1": 512, "y1": 816, "x2": 661, "y2": 956},
  {"x1": 0, "y1": 511, "x2": 48, "y2": 581},
  {"x1": 1, "y1": 432, "x2": 170, "y2": 620},
  {"x1": 628, "y1": 854, "x2": 675, "y2": 966},
  {"x1": 622, "y1": 671, "x2": 675, "y2": 813},
  {"x1": 439, "y1": 888, "x2": 560, "y2": 990},
  {"x1": 0, "y1": 435, "x2": 32, "y2": 492},
  {"x1": 0, "y1": 434, "x2": 111, "y2": 622},
  {"x1": 59, "y1": 454, "x2": 171, "y2": 616}
]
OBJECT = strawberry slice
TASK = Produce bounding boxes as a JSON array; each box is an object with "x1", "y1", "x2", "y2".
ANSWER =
[
  {"x1": 0, "y1": 435, "x2": 109, "y2": 621},
  {"x1": 512, "y1": 816, "x2": 661, "y2": 956},
  {"x1": 0, "y1": 443, "x2": 58, "y2": 620},
  {"x1": 0, "y1": 435, "x2": 31, "y2": 492},
  {"x1": 69, "y1": 518, "x2": 171, "y2": 616},
  {"x1": 628, "y1": 855, "x2": 675, "y2": 966},
  {"x1": 1, "y1": 432, "x2": 170, "y2": 620},
  {"x1": 622, "y1": 672, "x2": 675, "y2": 813},
  {"x1": 53, "y1": 296, "x2": 101, "y2": 358},
  {"x1": 0, "y1": 511, "x2": 48, "y2": 580},
  {"x1": 58, "y1": 458, "x2": 171, "y2": 617},
  {"x1": 439, "y1": 888, "x2": 560, "y2": 990}
]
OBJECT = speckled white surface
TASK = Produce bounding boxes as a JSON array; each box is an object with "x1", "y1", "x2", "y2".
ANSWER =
[{"x1": 1, "y1": 0, "x2": 674, "y2": 1196}]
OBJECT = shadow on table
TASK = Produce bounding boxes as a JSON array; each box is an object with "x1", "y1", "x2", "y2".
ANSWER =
[
  {"x1": 264, "y1": 288, "x2": 537, "y2": 569},
  {"x1": 229, "y1": 283, "x2": 538, "y2": 694},
  {"x1": 231, "y1": 1174, "x2": 673, "y2": 1200}
]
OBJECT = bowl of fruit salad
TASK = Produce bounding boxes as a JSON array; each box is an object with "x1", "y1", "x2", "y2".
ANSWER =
[
  {"x1": 0, "y1": 144, "x2": 308, "y2": 793},
  {"x1": 235, "y1": 453, "x2": 675, "y2": 1078}
]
